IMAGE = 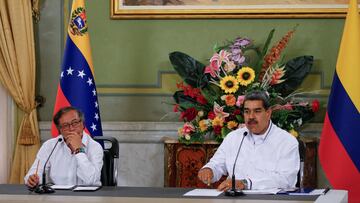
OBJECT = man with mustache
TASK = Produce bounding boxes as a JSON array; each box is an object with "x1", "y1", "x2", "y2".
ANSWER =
[
  {"x1": 198, "y1": 90, "x2": 299, "y2": 191},
  {"x1": 25, "y1": 106, "x2": 103, "y2": 188}
]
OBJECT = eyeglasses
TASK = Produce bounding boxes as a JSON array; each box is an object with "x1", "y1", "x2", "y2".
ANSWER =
[{"x1": 59, "y1": 119, "x2": 82, "y2": 130}]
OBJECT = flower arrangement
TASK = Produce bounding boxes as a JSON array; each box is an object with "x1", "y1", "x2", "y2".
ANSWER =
[{"x1": 170, "y1": 28, "x2": 320, "y2": 144}]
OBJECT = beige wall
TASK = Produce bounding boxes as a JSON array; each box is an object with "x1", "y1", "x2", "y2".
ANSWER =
[
  {"x1": 34, "y1": 0, "x2": 340, "y2": 188},
  {"x1": 36, "y1": 0, "x2": 343, "y2": 122}
]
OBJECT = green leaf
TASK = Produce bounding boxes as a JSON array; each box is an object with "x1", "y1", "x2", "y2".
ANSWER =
[
  {"x1": 272, "y1": 55, "x2": 314, "y2": 97},
  {"x1": 221, "y1": 127, "x2": 231, "y2": 138},
  {"x1": 169, "y1": 51, "x2": 208, "y2": 88},
  {"x1": 261, "y1": 29, "x2": 275, "y2": 57},
  {"x1": 201, "y1": 84, "x2": 221, "y2": 105},
  {"x1": 173, "y1": 91, "x2": 197, "y2": 104},
  {"x1": 254, "y1": 29, "x2": 275, "y2": 76}
]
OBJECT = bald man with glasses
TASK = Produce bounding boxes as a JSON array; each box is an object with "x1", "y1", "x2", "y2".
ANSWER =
[{"x1": 25, "y1": 106, "x2": 103, "y2": 188}]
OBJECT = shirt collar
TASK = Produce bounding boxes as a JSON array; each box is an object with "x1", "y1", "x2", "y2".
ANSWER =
[{"x1": 250, "y1": 122, "x2": 273, "y2": 144}]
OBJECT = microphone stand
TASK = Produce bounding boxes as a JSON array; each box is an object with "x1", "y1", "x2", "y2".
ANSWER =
[
  {"x1": 225, "y1": 132, "x2": 247, "y2": 197},
  {"x1": 34, "y1": 138, "x2": 62, "y2": 194}
]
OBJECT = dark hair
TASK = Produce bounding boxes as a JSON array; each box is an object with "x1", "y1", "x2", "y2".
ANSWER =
[
  {"x1": 53, "y1": 106, "x2": 84, "y2": 130},
  {"x1": 244, "y1": 90, "x2": 271, "y2": 110}
]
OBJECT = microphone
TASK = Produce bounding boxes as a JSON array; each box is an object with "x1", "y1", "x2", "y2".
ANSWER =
[
  {"x1": 225, "y1": 131, "x2": 248, "y2": 196},
  {"x1": 34, "y1": 137, "x2": 63, "y2": 194}
]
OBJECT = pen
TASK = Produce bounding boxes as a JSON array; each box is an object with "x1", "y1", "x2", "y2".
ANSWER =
[
  {"x1": 35, "y1": 159, "x2": 40, "y2": 175},
  {"x1": 323, "y1": 187, "x2": 330, "y2": 195}
]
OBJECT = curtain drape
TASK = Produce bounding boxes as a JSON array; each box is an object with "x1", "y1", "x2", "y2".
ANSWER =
[{"x1": 0, "y1": 0, "x2": 40, "y2": 183}]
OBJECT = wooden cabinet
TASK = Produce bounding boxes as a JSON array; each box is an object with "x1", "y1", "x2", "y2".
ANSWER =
[{"x1": 164, "y1": 137, "x2": 318, "y2": 188}]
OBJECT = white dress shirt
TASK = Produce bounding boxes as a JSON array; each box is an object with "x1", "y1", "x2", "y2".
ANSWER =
[
  {"x1": 24, "y1": 132, "x2": 103, "y2": 186},
  {"x1": 203, "y1": 122, "x2": 300, "y2": 189}
]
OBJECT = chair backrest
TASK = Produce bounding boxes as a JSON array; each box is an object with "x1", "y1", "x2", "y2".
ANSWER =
[
  {"x1": 296, "y1": 138, "x2": 306, "y2": 188},
  {"x1": 93, "y1": 136, "x2": 119, "y2": 186}
]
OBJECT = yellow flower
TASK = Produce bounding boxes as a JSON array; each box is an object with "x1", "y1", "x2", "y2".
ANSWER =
[
  {"x1": 289, "y1": 129, "x2": 299, "y2": 138},
  {"x1": 219, "y1": 76, "x2": 239, "y2": 93},
  {"x1": 212, "y1": 116, "x2": 224, "y2": 127},
  {"x1": 237, "y1": 67, "x2": 255, "y2": 86},
  {"x1": 177, "y1": 128, "x2": 183, "y2": 137},
  {"x1": 227, "y1": 121, "x2": 238, "y2": 129},
  {"x1": 198, "y1": 119, "x2": 209, "y2": 132}
]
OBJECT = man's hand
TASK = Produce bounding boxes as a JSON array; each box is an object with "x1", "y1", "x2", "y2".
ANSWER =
[
  {"x1": 65, "y1": 132, "x2": 83, "y2": 153},
  {"x1": 217, "y1": 179, "x2": 245, "y2": 191},
  {"x1": 26, "y1": 174, "x2": 39, "y2": 188},
  {"x1": 198, "y1": 168, "x2": 213, "y2": 186}
]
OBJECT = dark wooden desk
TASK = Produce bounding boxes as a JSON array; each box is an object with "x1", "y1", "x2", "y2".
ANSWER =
[{"x1": 164, "y1": 137, "x2": 318, "y2": 188}]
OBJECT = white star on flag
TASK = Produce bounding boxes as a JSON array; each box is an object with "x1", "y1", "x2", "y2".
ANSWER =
[
  {"x1": 94, "y1": 113, "x2": 99, "y2": 121},
  {"x1": 61, "y1": 71, "x2": 64, "y2": 78},
  {"x1": 92, "y1": 89, "x2": 97, "y2": 96},
  {"x1": 78, "y1": 70, "x2": 86, "y2": 78},
  {"x1": 66, "y1": 67, "x2": 74, "y2": 75},
  {"x1": 95, "y1": 101, "x2": 98, "y2": 108},
  {"x1": 87, "y1": 78, "x2": 93, "y2": 86},
  {"x1": 90, "y1": 123, "x2": 97, "y2": 131}
]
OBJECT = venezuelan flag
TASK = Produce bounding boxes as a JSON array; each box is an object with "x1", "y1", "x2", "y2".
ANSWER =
[
  {"x1": 319, "y1": 0, "x2": 360, "y2": 202},
  {"x1": 51, "y1": 0, "x2": 102, "y2": 137}
]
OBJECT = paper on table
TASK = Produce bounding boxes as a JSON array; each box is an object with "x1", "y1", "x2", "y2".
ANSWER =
[
  {"x1": 73, "y1": 186, "x2": 100, "y2": 191},
  {"x1": 50, "y1": 185, "x2": 75, "y2": 190},
  {"x1": 288, "y1": 189, "x2": 326, "y2": 196},
  {"x1": 183, "y1": 189, "x2": 223, "y2": 197},
  {"x1": 243, "y1": 188, "x2": 282, "y2": 195}
]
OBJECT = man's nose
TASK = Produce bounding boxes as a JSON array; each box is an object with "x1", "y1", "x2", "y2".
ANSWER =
[
  {"x1": 68, "y1": 124, "x2": 76, "y2": 131},
  {"x1": 248, "y1": 111, "x2": 255, "y2": 118}
]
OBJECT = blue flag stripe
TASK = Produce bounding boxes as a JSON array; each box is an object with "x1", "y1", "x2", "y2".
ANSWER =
[{"x1": 327, "y1": 72, "x2": 360, "y2": 171}]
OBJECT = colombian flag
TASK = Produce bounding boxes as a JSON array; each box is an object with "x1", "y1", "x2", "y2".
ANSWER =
[
  {"x1": 51, "y1": 0, "x2": 103, "y2": 137},
  {"x1": 319, "y1": 0, "x2": 360, "y2": 202}
]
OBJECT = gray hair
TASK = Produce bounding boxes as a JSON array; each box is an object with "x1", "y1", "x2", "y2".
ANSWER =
[{"x1": 244, "y1": 90, "x2": 271, "y2": 110}]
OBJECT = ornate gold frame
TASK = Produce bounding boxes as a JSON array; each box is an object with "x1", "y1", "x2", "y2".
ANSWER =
[{"x1": 111, "y1": 0, "x2": 349, "y2": 19}]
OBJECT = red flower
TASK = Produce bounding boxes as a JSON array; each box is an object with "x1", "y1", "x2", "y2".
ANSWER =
[
  {"x1": 207, "y1": 111, "x2": 216, "y2": 120},
  {"x1": 181, "y1": 107, "x2": 198, "y2": 121},
  {"x1": 233, "y1": 109, "x2": 241, "y2": 115},
  {"x1": 312, "y1": 99, "x2": 320, "y2": 112},
  {"x1": 213, "y1": 125, "x2": 222, "y2": 135},
  {"x1": 173, "y1": 104, "x2": 179, "y2": 112},
  {"x1": 196, "y1": 95, "x2": 208, "y2": 105}
]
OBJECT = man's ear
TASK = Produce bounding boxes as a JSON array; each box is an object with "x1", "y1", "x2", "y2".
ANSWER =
[{"x1": 266, "y1": 108, "x2": 272, "y2": 119}]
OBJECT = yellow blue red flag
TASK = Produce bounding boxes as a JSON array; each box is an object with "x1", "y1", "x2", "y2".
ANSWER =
[
  {"x1": 319, "y1": 0, "x2": 360, "y2": 202},
  {"x1": 51, "y1": 0, "x2": 102, "y2": 137}
]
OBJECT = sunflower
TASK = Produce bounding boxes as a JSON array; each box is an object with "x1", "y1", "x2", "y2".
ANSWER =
[
  {"x1": 237, "y1": 67, "x2": 255, "y2": 86},
  {"x1": 219, "y1": 76, "x2": 239, "y2": 93}
]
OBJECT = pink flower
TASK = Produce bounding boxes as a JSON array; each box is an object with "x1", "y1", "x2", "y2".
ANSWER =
[
  {"x1": 182, "y1": 122, "x2": 195, "y2": 134},
  {"x1": 236, "y1": 95, "x2": 245, "y2": 107},
  {"x1": 210, "y1": 50, "x2": 231, "y2": 69},
  {"x1": 214, "y1": 102, "x2": 230, "y2": 119},
  {"x1": 204, "y1": 65, "x2": 219, "y2": 78},
  {"x1": 283, "y1": 102, "x2": 293, "y2": 110}
]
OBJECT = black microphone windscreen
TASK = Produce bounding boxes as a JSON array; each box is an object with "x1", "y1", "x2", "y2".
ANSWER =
[
  {"x1": 58, "y1": 138, "x2": 63, "y2": 142},
  {"x1": 243, "y1": 131, "x2": 248, "y2": 136}
]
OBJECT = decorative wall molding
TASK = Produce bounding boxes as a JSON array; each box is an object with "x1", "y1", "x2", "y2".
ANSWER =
[
  {"x1": 39, "y1": 121, "x2": 323, "y2": 143},
  {"x1": 39, "y1": 121, "x2": 181, "y2": 143}
]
